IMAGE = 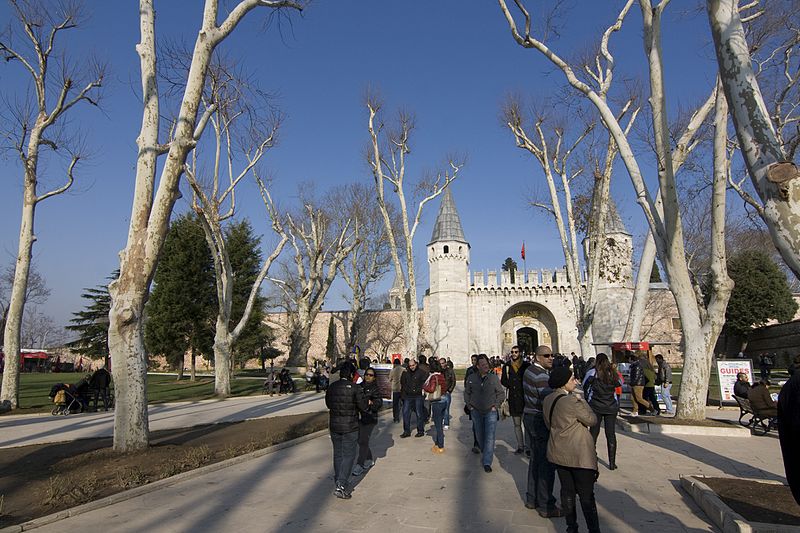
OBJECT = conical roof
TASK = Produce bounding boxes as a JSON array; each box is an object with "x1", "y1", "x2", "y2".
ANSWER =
[
  {"x1": 604, "y1": 202, "x2": 630, "y2": 235},
  {"x1": 428, "y1": 188, "x2": 468, "y2": 245}
]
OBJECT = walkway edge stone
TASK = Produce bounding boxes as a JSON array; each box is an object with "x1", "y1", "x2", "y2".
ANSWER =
[
  {"x1": 680, "y1": 475, "x2": 797, "y2": 533},
  {"x1": 0, "y1": 427, "x2": 330, "y2": 533},
  {"x1": 617, "y1": 417, "x2": 751, "y2": 437}
]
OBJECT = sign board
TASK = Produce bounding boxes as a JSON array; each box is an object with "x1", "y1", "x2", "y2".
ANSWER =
[
  {"x1": 716, "y1": 360, "x2": 754, "y2": 402},
  {"x1": 371, "y1": 363, "x2": 394, "y2": 400}
]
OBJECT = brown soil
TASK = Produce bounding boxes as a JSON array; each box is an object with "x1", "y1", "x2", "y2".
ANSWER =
[
  {"x1": 0, "y1": 412, "x2": 327, "y2": 529},
  {"x1": 621, "y1": 415, "x2": 735, "y2": 427},
  {"x1": 701, "y1": 477, "x2": 800, "y2": 526}
]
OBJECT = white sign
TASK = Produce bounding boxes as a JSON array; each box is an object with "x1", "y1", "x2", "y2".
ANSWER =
[{"x1": 716, "y1": 360, "x2": 754, "y2": 402}]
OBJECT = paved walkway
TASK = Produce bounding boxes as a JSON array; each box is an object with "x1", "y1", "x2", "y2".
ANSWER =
[
  {"x1": 0, "y1": 392, "x2": 327, "y2": 448},
  {"x1": 10, "y1": 389, "x2": 786, "y2": 533}
]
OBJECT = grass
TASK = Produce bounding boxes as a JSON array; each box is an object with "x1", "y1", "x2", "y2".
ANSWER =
[
  {"x1": 8, "y1": 372, "x2": 269, "y2": 415},
  {"x1": 663, "y1": 368, "x2": 786, "y2": 404}
]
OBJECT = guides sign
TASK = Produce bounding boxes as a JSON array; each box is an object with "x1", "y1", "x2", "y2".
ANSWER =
[{"x1": 716, "y1": 360, "x2": 754, "y2": 402}]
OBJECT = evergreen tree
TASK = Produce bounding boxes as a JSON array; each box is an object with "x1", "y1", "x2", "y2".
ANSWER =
[
  {"x1": 502, "y1": 257, "x2": 518, "y2": 283},
  {"x1": 725, "y1": 250, "x2": 798, "y2": 336},
  {"x1": 66, "y1": 271, "x2": 118, "y2": 368},
  {"x1": 649, "y1": 259, "x2": 662, "y2": 283},
  {"x1": 325, "y1": 315, "x2": 337, "y2": 362},
  {"x1": 145, "y1": 214, "x2": 215, "y2": 379},
  {"x1": 226, "y1": 220, "x2": 272, "y2": 369}
]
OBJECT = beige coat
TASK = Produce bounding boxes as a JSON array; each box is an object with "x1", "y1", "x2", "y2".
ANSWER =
[{"x1": 543, "y1": 389, "x2": 598, "y2": 471}]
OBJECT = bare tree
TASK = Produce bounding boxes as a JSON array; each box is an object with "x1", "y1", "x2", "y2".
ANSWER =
[
  {"x1": 0, "y1": 262, "x2": 51, "y2": 343},
  {"x1": 499, "y1": 0, "x2": 734, "y2": 419},
  {"x1": 109, "y1": 0, "x2": 302, "y2": 452},
  {"x1": 709, "y1": 0, "x2": 800, "y2": 280},
  {"x1": 184, "y1": 59, "x2": 288, "y2": 397},
  {"x1": 332, "y1": 183, "x2": 394, "y2": 353},
  {"x1": 271, "y1": 191, "x2": 358, "y2": 367},
  {"x1": 20, "y1": 306, "x2": 64, "y2": 349},
  {"x1": 366, "y1": 97, "x2": 463, "y2": 359},
  {"x1": 361, "y1": 309, "x2": 405, "y2": 361},
  {"x1": 0, "y1": 1, "x2": 103, "y2": 409}
]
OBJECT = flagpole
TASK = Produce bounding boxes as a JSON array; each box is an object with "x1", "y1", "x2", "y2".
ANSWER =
[{"x1": 522, "y1": 241, "x2": 527, "y2": 282}]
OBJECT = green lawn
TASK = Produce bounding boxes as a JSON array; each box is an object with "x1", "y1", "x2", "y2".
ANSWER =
[
  {"x1": 7, "y1": 372, "x2": 269, "y2": 414},
  {"x1": 667, "y1": 368, "x2": 786, "y2": 404}
]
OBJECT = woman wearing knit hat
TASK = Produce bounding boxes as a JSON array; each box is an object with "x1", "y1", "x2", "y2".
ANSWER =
[{"x1": 542, "y1": 367, "x2": 601, "y2": 532}]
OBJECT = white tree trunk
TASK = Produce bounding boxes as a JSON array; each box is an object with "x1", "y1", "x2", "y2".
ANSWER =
[
  {"x1": 708, "y1": 0, "x2": 800, "y2": 279},
  {"x1": 213, "y1": 319, "x2": 232, "y2": 396},
  {"x1": 625, "y1": 233, "x2": 656, "y2": 341}
]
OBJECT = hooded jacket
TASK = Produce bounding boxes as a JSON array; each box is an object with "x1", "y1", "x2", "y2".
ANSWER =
[{"x1": 325, "y1": 377, "x2": 369, "y2": 433}]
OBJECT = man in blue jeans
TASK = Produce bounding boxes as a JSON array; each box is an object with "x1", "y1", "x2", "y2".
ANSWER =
[
  {"x1": 325, "y1": 362, "x2": 368, "y2": 499},
  {"x1": 464, "y1": 354, "x2": 506, "y2": 472},
  {"x1": 400, "y1": 358, "x2": 428, "y2": 437},
  {"x1": 522, "y1": 345, "x2": 563, "y2": 518}
]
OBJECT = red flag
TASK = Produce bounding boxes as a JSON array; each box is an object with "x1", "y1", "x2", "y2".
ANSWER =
[{"x1": 521, "y1": 242, "x2": 526, "y2": 260}]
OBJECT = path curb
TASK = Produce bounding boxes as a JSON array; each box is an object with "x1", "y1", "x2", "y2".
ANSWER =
[
  {"x1": 680, "y1": 475, "x2": 798, "y2": 533},
  {"x1": 617, "y1": 417, "x2": 751, "y2": 437},
  {"x1": 0, "y1": 427, "x2": 330, "y2": 533}
]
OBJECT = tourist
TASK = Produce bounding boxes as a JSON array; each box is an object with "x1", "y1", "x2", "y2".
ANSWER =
[
  {"x1": 628, "y1": 355, "x2": 652, "y2": 415},
  {"x1": 325, "y1": 361, "x2": 368, "y2": 499},
  {"x1": 465, "y1": 354, "x2": 481, "y2": 452},
  {"x1": 427, "y1": 358, "x2": 448, "y2": 453},
  {"x1": 759, "y1": 353, "x2": 773, "y2": 380},
  {"x1": 440, "y1": 357, "x2": 456, "y2": 429},
  {"x1": 418, "y1": 354, "x2": 431, "y2": 424},
  {"x1": 88, "y1": 363, "x2": 112, "y2": 412},
  {"x1": 389, "y1": 358, "x2": 405, "y2": 423},
  {"x1": 655, "y1": 354, "x2": 673, "y2": 415},
  {"x1": 523, "y1": 344, "x2": 562, "y2": 518},
  {"x1": 583, "y1": 353, "x2": 620, "y2": 470},
  {"x1": 400, "y1": 358, "x2": 428, "y2": 438},
  {"x1": 501, "y1": 345, "x2": 530, "y2": 454},
  {"x1": 464, "y1": 353, "x2": 505, "y2": 472},
  {"x1": 642, "y1": 356, "x2": 661, "y2": 416},
  {"x1": 543, "y1": 367, "x2": 601, "y2": 533},
  {"x1": 749, "y1": 379, "x2": 778, "y2": 417},
  {"x1": 733, "y1": 372, "x2": 751, "y2": 399},
  {"x1": 352, "y1": 368, "x2": 382, "y2": 476}
]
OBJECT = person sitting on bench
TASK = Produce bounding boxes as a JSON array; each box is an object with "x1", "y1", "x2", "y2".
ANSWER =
[
  {"x1": 748, "y1": 379, "x2": 777, "y2": 418},
  {"x1": 733, "y1": 373, "x2": 751, "y2": 399}
]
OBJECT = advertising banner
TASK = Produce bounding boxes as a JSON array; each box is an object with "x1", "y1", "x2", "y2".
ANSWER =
[{"x1": 716, "y1": 360, "x2": 754, "y2": 402}]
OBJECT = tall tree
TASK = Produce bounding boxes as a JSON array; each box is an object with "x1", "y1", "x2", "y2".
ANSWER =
[
  {"x1": 499, "y1": 0, "x2": 734, "y2": 419},
  {"x1": 325, "y1": 315, "x2": 337, "y2": 362},
  {"x1": 366, "y1": 97, "x2": 463, "y2": 358},
  {"x1": 501, "y1": 257, "x2": 518, "y2": 284},
  {"x1": 724, "y1": 250, "x2": 798, "y2": 337},
  {"x1": 709, "y1": 0, "x2": 800, "y2": 279},
  {"x1": 66, "y1": 271, "x2": 118, "y2": 368},
  {"x1": 144, "y1": 214, "x2": 215, "y2": 381},
  {"x1": 0, "y1": 1, "x2": 104, "y2": 409},
  {"x1": 109, "y1": 0, "x2": 302, "y2": 452}
]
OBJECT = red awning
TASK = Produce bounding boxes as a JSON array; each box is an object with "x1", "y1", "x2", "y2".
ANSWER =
[
  {"x1": 22, "y1": 353, "x2": 49, "y2": 360},
  {"x1": 610, "y1": 342, "x2": 649, "y2": 351}
]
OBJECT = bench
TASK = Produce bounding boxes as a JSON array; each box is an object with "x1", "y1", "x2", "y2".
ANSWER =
[{"x1": 734, "y1": 395, "x2": 778, "y2": 436}]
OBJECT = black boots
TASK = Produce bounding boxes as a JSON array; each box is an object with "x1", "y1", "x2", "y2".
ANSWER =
[{"x1": 608, "y1": 441, "x2": 617, "y2": 470}]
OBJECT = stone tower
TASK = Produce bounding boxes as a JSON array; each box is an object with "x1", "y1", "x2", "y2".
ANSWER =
[
  {"x1": 591, "y1": 204, "x2": 634, "y2": 344},
  {"x1": 426, "y1": 188, "x2": 470, "y2": 359}
]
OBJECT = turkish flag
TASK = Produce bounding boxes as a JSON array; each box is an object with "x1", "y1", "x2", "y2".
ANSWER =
[{"x1": 521, "y1": 242, "x2": 526, "y2": 260}]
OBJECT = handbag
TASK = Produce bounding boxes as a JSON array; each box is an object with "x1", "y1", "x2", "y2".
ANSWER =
[{"x1": 500, "y1": 398, "x2": 511, "y2": 419}]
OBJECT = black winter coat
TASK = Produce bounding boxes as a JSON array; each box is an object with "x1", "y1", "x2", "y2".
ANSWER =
[
  {"x1": 584, "y1": 370, "x2": 620, "y2": 415},
  {"x1": 501, "y1": 361, "x2": 530, "y2": 416},
  {"x1": 628, "y1": 362, "x2": 645, "y2": 386},
  {"x1": 360, "y1": 381, "x2": 382, "y2": 425},
  {"x1": 326, "y1": 377, "x2": 368, "y2": 433},
  {"x1": 400, "y1": 367, "x2": 429, "y2": 398}
]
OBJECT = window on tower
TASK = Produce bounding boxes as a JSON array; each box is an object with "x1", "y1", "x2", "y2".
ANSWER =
[{"x1": 443, "y1": 245, "x2": 449, "y2": 254}]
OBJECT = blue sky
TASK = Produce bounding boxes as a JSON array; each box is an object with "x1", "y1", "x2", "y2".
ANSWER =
[{"x1": 0, "y1": 1, "x2": 721, "y2": 331}]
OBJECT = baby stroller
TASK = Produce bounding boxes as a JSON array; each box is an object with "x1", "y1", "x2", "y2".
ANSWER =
[{"x1": 49, "y1": 383, "x2": 85, "y2": 415}]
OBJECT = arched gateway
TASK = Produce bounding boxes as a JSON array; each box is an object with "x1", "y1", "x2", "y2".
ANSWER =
[{"x1": 500, "y1": 303, "x2": 558, "y2": 357}]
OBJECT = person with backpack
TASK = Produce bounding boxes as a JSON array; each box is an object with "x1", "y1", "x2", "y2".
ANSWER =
[
  {"x1": 582, "y1": 353, "x2": 620, "y2": 471},
  {"x1": 464, "y1": 353, "x2": 506, "y2": 472},
  {"x1": 325, "y1": 361, "x2": 369, "y2": 499},
  {"x1": 425, "y1": 358, "x2": 448, "y2": 453},
  {"x1": 544, "y1": 367, "x2": 601, "y2": 533}
]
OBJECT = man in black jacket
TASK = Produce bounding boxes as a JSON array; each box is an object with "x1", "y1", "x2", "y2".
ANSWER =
[
  {"x1": 400, "y1": 358, "x2": 428, "y2": 438},
  {"x1": 325, "y1": 361, "x2": 368, "y2": 499}
]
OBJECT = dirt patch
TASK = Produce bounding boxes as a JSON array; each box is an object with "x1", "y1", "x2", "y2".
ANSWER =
[
  {"x1": 621, "y1": 415, "x2": 734, "y2": 427},
  {"x1": 0, "y1": 412, "x2": 327, "y2": 529},
  {"x1": 701, "y1": 477, "x2": 800, "y2": 526}
]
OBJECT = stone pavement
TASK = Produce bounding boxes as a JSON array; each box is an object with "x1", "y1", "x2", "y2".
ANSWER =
[
  {"x1": 18, "y1": 389, "x2": 786, "y2": 533},
  {"x1": 0, "y1": 392, "x2": 327, "y2": 448}
]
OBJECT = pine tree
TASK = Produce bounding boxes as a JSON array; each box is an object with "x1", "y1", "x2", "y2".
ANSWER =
[
  {"x1": 66, "y1": 271, "x2": 118, "y2": 368},
  {"x1": 649, "y1": 259, "x2": 662, "y2": 283},
  {"x1": 145, "y1": 214, "x2": 215, "y2": 379},
  {"x1": 502, "y1": 257, "x2": 518, "y2": 284},
  {"x1": 325, "y1": 315, "x2": 337, "y2": 362},
  {"x1": 725, "y1": 250, "x2": 799, "y2": 336},
  {"x1": 225, "y1": 220, "x2": 273, "y2": 370}
]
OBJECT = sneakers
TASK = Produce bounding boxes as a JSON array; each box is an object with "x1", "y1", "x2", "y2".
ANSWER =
[
  {"x1": 400, "y1": 432, "x2": 411, "y2": 438},
  {"x1": 483, "y1": 465, "x2": 492, "y2": 473},
  {"x1": 431, "y1": 445, "x2": 445, "y2": 454},
  {"x1": 415, "y1": 432, "x2": 425, "y2": 438},
  {"x1": 363, "y1": 459, "x2": 375, "y2": 469},
  {"x1": 333, "y1": 484, "x2": 352, "y2": 499},
  {"x1": 443, "y1": 425, "x2": 449, "y2": 430},
  {"x1": 351, "y1": 464, "x2": 365, "y2": 477}
]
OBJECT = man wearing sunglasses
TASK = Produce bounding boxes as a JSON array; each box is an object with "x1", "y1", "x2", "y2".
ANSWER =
[{"x1": 522, "y1": 345, "x2": 563, "y2": 518}]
